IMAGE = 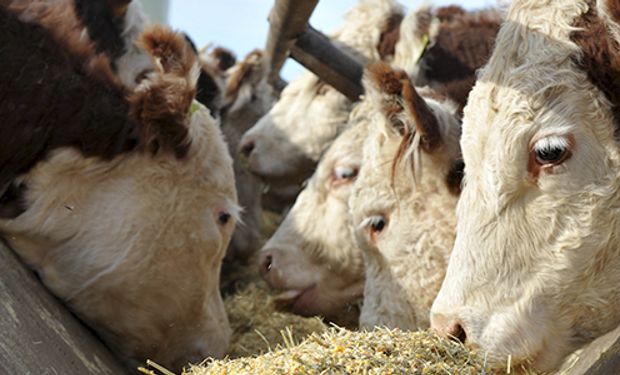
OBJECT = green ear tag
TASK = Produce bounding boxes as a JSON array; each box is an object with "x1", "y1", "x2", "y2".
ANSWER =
[
  {"x1": 415, "y1": 35, "x2": 430, "y2": 64},
  {"x1": 190, "y1": 100, "x2": 202, "y2": 115}
]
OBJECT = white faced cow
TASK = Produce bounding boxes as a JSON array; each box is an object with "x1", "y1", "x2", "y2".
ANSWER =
[
  {"x1": 0, "y1": 8, "x2": 237, "y2": 372},
  {"x1": 239, "y1": 0, "x2": 406, "y2": 190},
  {"x1": 431, "y1": 0, "x2": 620, "y2": 371},
  {"x1": 259, "y1": 6, "x2": 500, "y2": 326}
]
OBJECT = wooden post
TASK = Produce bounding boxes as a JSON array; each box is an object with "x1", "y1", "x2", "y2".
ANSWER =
[
  {"x1": 0, "y1": 242, "x2": 128, "y2": 374},
  {"x1": 265, "y1": 0, "x2": 319, "y2": 86},
  {"x1": 290, "y1": 26, "x2": 364, "y2": 101}
]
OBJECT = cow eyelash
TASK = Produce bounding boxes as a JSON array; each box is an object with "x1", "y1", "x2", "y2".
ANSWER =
[
  {"x1": 532, "y1": 135, "x2": 571, "y2": 166},
  {"x1": 359, "y1": 214, "x2": 388, "y2": 242},
  {"x1": 332, "y1": 165, "x2": 359, "y2": 186}
]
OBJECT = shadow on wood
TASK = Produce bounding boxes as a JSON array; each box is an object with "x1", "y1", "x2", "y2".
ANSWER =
[{"x1": 0, "y1": 242, "x2": 128, "y2": 374}]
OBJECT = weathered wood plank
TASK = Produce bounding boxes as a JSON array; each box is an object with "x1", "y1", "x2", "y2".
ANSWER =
[
  {"x1": 562, "y1": 324, "x2": 620, "y2": 375},
  {"x1": 0, "y1": 242, "x2": 128, "y2": 374},
  {"x1": 290, "y1": 26, "x2": 364, "y2": 101},
  {"x1": 265, "y1": 0, "x2": 319, "y2": 86}
]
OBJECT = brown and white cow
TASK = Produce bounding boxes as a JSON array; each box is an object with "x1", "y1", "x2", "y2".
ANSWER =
[
  {"x1": 431, "y1": 0, "x2": 620, "y2": 371},
  {"x1": 259, "y1": 113, "x2": 370, "y2": 325},
  {"x1": 259, "y1": 7, "x2": 500, "y2": 325},
  {"x1": 349, "y1": 63, "x2": 463, "y2": 330},
  {"x1": 238, "y1": 0, "x2": 406, "y2": 190},
  {"x1": 220, "y1": 50, "x2": 277, "y2": 262},
  {"x1": 0, "y1": 8, "x2": 237, "y2": 372}
]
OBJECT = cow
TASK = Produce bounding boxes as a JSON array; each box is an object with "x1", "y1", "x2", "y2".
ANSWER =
[
  {"x1": 0, "y1": 7, "x2": 237, "y2": 372},
  {"x1": 258, "y1": 6, "x2": 500, "y2": 325},
  {"x1": 349, "y1": 63, "x2": 463, "y2": 330},
  {"x1": 238, "y1": 0, "x2": 406, "y2": 193},
  {"x1": 258, "y1": 113, "x2": 370, "y2": 325},
  {"x1": 430, "y1": 0, "x2": 620, "y2": 372},
  {"x1": 5, "y1": 0, "x2": 153, "y2": 88},
  {"x1": 220, "y1": 50, "x2": 277, "y2": 263}
]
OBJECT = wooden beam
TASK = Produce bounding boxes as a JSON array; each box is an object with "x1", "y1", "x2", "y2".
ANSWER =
[
  {"x1": 265, "y1": 0, "x2": 319, "y2": 86},
  {"x1": 290, "y1": 26, "x2": 364, "y2": 101},
  {"x1": 563, "y1": 324, "x2": 620, "y2": 375},
  {"x1": 0, "y1": 242, "x2": 128, "y2": 374}
]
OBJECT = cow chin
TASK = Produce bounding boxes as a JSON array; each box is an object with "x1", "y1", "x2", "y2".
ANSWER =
[{"x1": 274, "y1": 278, "x2": 364, "y2": 325}]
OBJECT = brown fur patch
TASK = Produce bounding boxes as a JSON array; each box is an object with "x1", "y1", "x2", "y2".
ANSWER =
[
  {"x1": 605, "y1": 0, "x2": 620, "y2": 24},
  {"x1": 445, "y1": 159, "x2": 464, "y2": 195},
  {"x1": 211, "y1": 47, "x2": 237, "y2": 71},
  {"x1": 367, "y1": 63, "x2": 442, "y2": 181},
  {"x1": 435, "y1": 5, "x2": 466, "y2": 22},
  {"x1": 106, "y1": 0, "x2": 131, "y2": 18},
  {"x1": 130, "y1": 26, "x2": 198, "y2": 158},
  {"x1": 140, "y1": 25, "x2": 197, "y2": 78},
  {"x1": 225, "y1": 49, "x2": 263, "y2": 100},
  {"x1": 401, "y1": 80, "x2": 442, "y2": 153},
  {"x1": 377, "y1": 12, "x2": 404, "y2": 60},
  {"x1": 0, "y1": 5, "x2": 138, "y2": 202},
  {"x1": 6, "y1": 0, "x2": 124, "y2": 89},
  {"x1": 571, "y1": 1, "x2": 620, "y2": 128},
  {"x1": 416, "y1": 8, "x2": 500, "y2": 110}
]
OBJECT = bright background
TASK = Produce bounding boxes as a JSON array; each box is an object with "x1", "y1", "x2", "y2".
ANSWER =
[{"x1": 142, "y1": 1, "x2": 499, "y2": 80}]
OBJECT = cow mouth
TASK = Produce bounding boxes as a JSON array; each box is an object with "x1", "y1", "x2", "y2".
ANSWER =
[{"x1": 273, "y1": 284, "x2": 317, "y2": 316}]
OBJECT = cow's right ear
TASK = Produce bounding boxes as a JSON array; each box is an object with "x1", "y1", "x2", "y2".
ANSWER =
[{"x1": 129, "y1": 25, "x2": 199, "y2": 158}]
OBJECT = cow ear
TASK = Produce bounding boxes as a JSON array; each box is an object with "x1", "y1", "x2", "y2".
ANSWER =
[
  {"x1": 129, "y1": 25, "x2": 199, "y2": 158},
  {"x1": 365, "y1": 62, "x2": 441, "y2": 152},
  {"x1": 364, "y1": 61, "x2": 409, "y2": 134},
  {"x1": 400, "y1": 77, "x2": 442, "y2": 152},
  {"x1": 225, "y1": 50, "x2": 266, "y2": 101},
  {"x1": 210, "y1": 47, "x2": 237, "y2": 71}
]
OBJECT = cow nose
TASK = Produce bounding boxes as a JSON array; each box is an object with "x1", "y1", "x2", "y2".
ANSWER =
[
  {"x1": 431, "y1": 313, "x2": 468, "y2": 344},
  {"x1": 259, "y1": 250, "x2": 273, "y2": 278},
  {"x1": 239, "y1": 139, "x2": 255, "y2": 158}
]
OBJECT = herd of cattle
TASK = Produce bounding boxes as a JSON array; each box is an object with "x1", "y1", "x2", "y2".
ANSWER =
[{"x1": 1, "y1": 0, "x2": 619, "y2": 373}]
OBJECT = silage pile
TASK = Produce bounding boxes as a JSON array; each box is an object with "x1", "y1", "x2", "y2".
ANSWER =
[{"x1": 186, "y1": 328, "x2": 487, "y2": 375}]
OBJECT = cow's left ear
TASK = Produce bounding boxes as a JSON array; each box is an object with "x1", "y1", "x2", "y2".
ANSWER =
[
  {"x1": 129, "y1": 25, "x2": 199, "y2": 158},
  {"x1": 364, "y1": 61, "x2": 441, "y2": 153}
]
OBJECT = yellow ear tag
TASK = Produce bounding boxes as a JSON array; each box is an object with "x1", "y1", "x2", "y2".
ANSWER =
[
  {"x1": 415, "y1": 35, "x2": 430, "y2": 64},
  {"x1": 190, "y1": 100, "x2": 203, "y2": 115}
]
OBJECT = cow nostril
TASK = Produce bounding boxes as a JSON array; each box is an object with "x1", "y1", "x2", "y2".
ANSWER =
[
  {"x1": 240, "y1": 140, "x2": 255, "y2": 158},
  {"x1": 260, "y1": 253, "x2": 273, "y2": 276},
  {"x1": 446, "y1": 322, "x2": 467, "y2": 344}
]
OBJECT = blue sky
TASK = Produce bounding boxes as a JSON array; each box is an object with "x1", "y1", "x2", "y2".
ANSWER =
[{"x1": 158, "y1": 1, "x2": 497, "y2": 80}]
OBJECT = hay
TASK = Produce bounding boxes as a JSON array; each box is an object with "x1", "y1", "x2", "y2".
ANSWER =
[
  {"x1": 186, "y1": 328, "x2": 488, "y2": 375},
  {"x1": 224, "y1": 283, "x2": 328, "y2": 358}
]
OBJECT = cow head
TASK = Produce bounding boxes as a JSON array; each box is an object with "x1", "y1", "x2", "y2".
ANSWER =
[
  {"x1": 431, "y1": 0, "x2": 620, "y2": 371},
  {"x1": 349, "y1": 63, "x2": 462, "y2": 330},
  {"x1": 238, "y1": 0, "x2": 405, "y2": 187},
  {"x1": 257, "y1": 116, "x2": 369, "y2": 324},
  {"x1": 0, "y1": 18, "x2": 237, "y2": 372}
]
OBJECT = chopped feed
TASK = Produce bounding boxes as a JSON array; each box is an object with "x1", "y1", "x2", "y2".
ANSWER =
[
  {"x1": 185, "y1": 328, "x2": 488, "y2": 375},
  {"x1": 224, "y1": 283, "x2": 328, "y2": 358}
]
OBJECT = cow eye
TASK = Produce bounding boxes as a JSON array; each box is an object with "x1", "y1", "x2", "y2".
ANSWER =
[
  {"x1": 533, "y1": 135, "x2": 571, "y2": 165},
  {"x1": 332, "y1": 165, "x2": 358, "y2": 186},
  {"x1": 218, "y1": 211, "x2": 231, "y2": 225},
  {"x1": 360, "y1": 214, "x2": 388, "y2": 242}
]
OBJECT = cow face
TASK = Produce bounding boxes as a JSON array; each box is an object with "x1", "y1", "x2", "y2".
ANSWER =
[
  {"x1": 238, "y1": 0, "x2": 406, "y2": 187},
  {"x1": 431, "y1": 0, "x2": 620, "y2": 371},
  {"x1": 349, "y1": 63, "x2": 462, "y2": 330},
  {"x1": 257, "y1": 115, "x2": 369, "y2": 324},
  {"x1": 0, "y1": 21, "x2": 237, "y2": 372},
  {"x1": 239, "y1": 73, "x2": 351, "y2": 186}
]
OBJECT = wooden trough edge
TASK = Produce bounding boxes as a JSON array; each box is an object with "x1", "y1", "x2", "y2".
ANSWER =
[{"x1": 0, "y1": 241, "x2": 128, "y2": 374}]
